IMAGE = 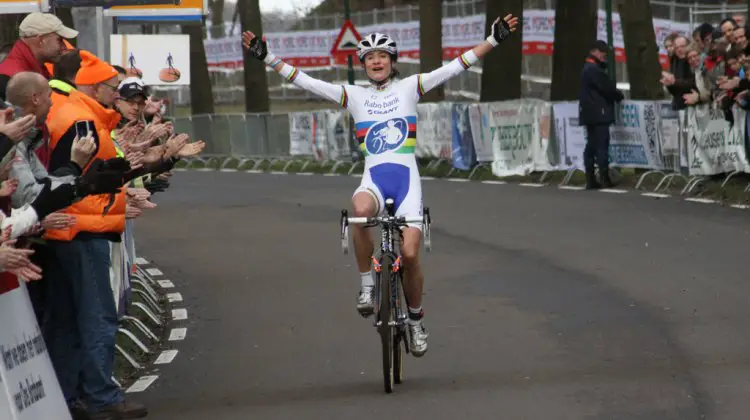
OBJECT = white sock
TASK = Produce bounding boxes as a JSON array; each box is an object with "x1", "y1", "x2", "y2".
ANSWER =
[
  {"x1": 407, "y1": 306, "x2": 423, "y2": 325},
  {"x1": 360, "y1": 271, "x2": 374, "y2": 289}
]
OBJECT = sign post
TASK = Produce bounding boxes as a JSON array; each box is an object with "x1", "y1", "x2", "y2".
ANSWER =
[{"x1": 330, "y1": 8, "x2": 363, "y2": 161}]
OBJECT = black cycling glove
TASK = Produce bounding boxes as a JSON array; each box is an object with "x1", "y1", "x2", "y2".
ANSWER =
[
  {"x1": 487, "y1": 17, "x2": 512, "y2": 46},
  {"x1": 246, "y1": 36, "x2": 268, "y2": 61}
]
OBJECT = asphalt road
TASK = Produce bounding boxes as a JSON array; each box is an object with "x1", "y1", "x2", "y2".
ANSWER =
[{"x1": 130, "y1": 171, "x2": 750, "y2": 420}]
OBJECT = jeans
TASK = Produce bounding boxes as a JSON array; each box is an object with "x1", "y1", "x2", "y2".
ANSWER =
[{"x1": 42, "y1": 236, "x2": 123, "y2": 411}]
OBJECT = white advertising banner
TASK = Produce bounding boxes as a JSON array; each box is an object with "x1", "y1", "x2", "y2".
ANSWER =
[
  {"x1": 110, "y1": 35, "x2": 191, "y2": 86},
  {"x1": 609, "y1": 101, "x2": 662, "y2": 169},
  {"x1": 288, "y1": 112, "x2": 325, "y2": 159},
  {"x1": 467, "y1": 103, "x2": 493, "y2": 163},
  {"x1": 485, "y1": 100, "x2": 537, "y2": 177},
  {"x1": 205, "y1": 9, "x2": 690, "y2": 69},
  {"x1": 416, "y1": 103, "x2": 452, "y2": 160},
  {"x1": 0, "y1": 283, "x2": 71, "y2": 420},
  {"x1": 552, "y1": 101, "x2": 586, "y2": 170},
  {"x1": 686, "y1": 104, "x2": 750, "y2": 176}
]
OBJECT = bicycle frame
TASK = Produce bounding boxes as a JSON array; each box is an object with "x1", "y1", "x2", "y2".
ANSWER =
[{"x1": 340, "y1": 198, "x2": 431, "y2": 393}]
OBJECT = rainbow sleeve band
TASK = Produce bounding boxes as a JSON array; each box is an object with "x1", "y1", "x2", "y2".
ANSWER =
[
  {"x1": 279, "y1": 64, "x2": 299, "y2": 82},
  {"x1": 459, "y1": 50, "x2": 479, "y2": 69}
]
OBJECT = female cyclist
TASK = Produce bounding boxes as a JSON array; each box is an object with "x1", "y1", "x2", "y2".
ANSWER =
[{"x1": 242, "y1": 13, "x2": 518, "y2": 357}]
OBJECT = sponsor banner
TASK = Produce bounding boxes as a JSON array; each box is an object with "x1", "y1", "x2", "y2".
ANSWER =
[
  {"x1": 205, "y1": 9, "x2": 690, "y2": 69},
  {"x1": 686, "y1": 104, "x2": 750, "y2": 176},
  {"x1": 609, "y1": 101, "x2": 662, "y2": 169},
  {"x1": 289, "y1": 112, "x2": 326, "y2": 159},
  {"x1": 552, "y1": 101, "x2": 586, "y2": 170},
  {"x1": 322, "y1": 110, "x2": 351, "y2": 161},
  {"x1": 467, "y1": 103, "x2": 493, "y2": 163},
  {"x1": 416, "y1": 103, "x2": 452, "y2": 160},
  {"x1": 485, "y1": 100, "x2": 537, "y2": 177},
  {"x1": 451, "y1": 103, "x2": 477, "y2": 170},
  {"x1": 0, "y1": 283, "x2": 71, "y2": 420}
]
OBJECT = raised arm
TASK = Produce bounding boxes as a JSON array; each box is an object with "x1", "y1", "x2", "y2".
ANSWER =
[
  {"x1": 417, "y1": 14, "x2": 519, "y2": 96},
  {"x1": 242, "y1": 31, "x2": 348, "y2": 108}
]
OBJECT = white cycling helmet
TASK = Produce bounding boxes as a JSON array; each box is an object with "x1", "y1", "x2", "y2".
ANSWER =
[{"x1": 357, "y1": 32, "x2": 398, "y2": 62}]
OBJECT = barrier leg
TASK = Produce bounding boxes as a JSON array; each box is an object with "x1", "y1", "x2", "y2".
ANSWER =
[
  {"x1": 117, "y1": 328, "x2": 151, "y2": 354},
  {"x1": 131, "y1": 289, "x2": 164, "y2": 315},
  {"x1": 120, "y1": 315, "x2": 160, "y2": 342},
  {"x1": 721, "y1": 170, "x2": 741, "y2": 189},
  {"x1": 300, "y1": 160, "x2": 311, "y2": 172},
  {"x1": 130, "y1": 278, "x2": 160, "y2": 303},
  {"x1": 115, "y1": 344, "x2": 142, "y2": 370},
  {"x1": 130, "y1": 302, "x2": 164, "y2": 326},
  {"x1": 348, "y1": 161, "x2": 362, "y2": 175},
  {"x1": 634, "y1": 170, "x2": 665, "y2": 190}
]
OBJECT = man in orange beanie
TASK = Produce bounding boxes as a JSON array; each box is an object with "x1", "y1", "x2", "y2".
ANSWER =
[{"x1": 44, "y1": 51, "x2": 147, "y2": 420}]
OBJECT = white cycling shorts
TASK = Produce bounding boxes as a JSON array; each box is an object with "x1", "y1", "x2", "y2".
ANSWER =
[{"x1": 353, "y1": 162, "x2": 423, "y2": 231}]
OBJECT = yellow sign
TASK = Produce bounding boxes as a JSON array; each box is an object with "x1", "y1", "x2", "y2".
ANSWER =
[
  {"x1": 0, "y1": 0, "x2": 48, "y2": 14},
  {"x1": 104, "y1": 0, "x2": 206, "y2": 19}
]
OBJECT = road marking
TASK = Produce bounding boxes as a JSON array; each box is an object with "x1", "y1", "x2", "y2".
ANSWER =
[
  {"x1": 247, "y1": 170, "x2": 264, "y2": 174},
  {"x1": 481, "y1": 180, "x2": 506, "y2": 185},
  {"x1": 599, "y1": 188, "x2": 628, "y2": 194},
  {"x1": 351, "y1": 174, "x2": 363, "y2": 178},
  {"x1": 154, "y1": 350, "x2": 179, "y2": 365},
  {"x1": 558, "y1": 185, "x2": 584, "y2": 190},
  {"x1": 135, "y1": 257, "x2": 149, "y2": 265},
  {"x1": 167, "y1": 292, "x2": 183, "y2": 303},
  {"x1": 297, "y1": 172, "x2": 314, "y2": 176},
  {"x1": 641, "y1": 192, "x2": 670, "y2": 198},
  {"x1": 173, "y1": 168, "x2": 187, "y2": 172},
  {"x1": 446, "y1": 178, "x2": 469, "y2": 182},
  {"x1": 219, "y1": 169, "x2": 237, "y2": 172},
  {"x1": 269, "y1": 171, "x2": 287, "y2": 175},
  {"x1": 421, "y1": 177, "x2": 436, "y2": 181},
  {"x1": 684, "y1": 197, "x2": 717, "y2": 204},
  {"x1": 519, "y1": 183, "x2": 545, "y2": 187},
  {"x1": 157, "y1": 280, "x2": 175, "y2": 289},
  {"x1": 146, "y1": 268, "x2": 162, "y2": 276},
  {"x1": 323, "y1": 173, "x2": 340, "y2": 176},
  {"x1": 196, "y1": 168, "x2": 213, "y2": 172},
  {"x1": 172, "y1": 308, "x2": 188, "y2": 320},
  {"x1": 125, "y1": 375, "x2": 158, "y2": 393},
  {"x1": 169, "y1": 328, "x2": 187, "y2": 341},
  {"x1": 731, "y1": 204, "x2": 750, "y2": 209}
]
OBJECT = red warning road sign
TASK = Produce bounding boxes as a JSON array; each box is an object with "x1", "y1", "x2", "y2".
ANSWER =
[{"x1": 330, "y1": 19, "x2": 363, "y2": 63}]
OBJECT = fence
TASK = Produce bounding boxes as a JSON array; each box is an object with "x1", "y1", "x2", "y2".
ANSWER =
[
  {"x1": 172, "y1": 99, "x2": 750, "y2": 198},
  {"x1": 0, "y1": 219, "x2": 169, "y2": 418}
]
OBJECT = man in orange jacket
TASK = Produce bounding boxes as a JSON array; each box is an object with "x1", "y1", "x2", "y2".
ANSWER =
[{"x1": 44, "y1": 52, "x2": 146, "y2": 420}]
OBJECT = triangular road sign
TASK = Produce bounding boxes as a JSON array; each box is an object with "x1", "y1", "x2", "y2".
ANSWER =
[{"x1": 331, "y1": 20, "x2": 363, "y2": 55}]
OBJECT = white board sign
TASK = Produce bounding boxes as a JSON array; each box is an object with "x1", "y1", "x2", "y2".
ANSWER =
[{"x1": 110, "y1": 34, "x2": 191, "y2": 86}]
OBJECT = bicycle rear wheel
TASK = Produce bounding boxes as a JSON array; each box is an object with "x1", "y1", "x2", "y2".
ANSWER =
[{"x1": 378, "y1": 253, "x2": 395, "y2": 393}]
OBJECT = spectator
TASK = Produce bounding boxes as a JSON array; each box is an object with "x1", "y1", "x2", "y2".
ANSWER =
[
  {"x1": 0, "y1": 12, "x2": 77, "y2": 100},
  {"x1": 720, "y1": 18, "x2": 738, "y2": 51},
  {"x1": 733, "y1": 26, "x2": 748, "y2": 52},
  {"x1": 683, "y1": 45, "x2": 712, "y2": 106},
  {"x1": 733, "y1": 13, "x2": 746, "y2": 29},
  {"x1": 661, "y1": 35, "x2": 695, "y2": 111},
  {"x1": 578, "y1": 40, "x2": 624, "y2": 189},
  {"x1": 43, "y1": 52, "x2": 146, "y2": 420},
  {"x1": 664, "y1": 32, "x2": 679, "y2": 58}
]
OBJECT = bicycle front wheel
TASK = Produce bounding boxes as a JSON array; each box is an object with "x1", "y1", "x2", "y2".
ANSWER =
[{"x1": 378, "y1": 253, "x2": 394, "y2": 394}]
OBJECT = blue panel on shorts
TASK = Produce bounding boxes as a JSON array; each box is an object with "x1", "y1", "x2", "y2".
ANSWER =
[{"x1": 369, "y1": 163, "x2": 410, "y2": 212}]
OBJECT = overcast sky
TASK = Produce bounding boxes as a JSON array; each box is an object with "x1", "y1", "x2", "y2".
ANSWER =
[{"x1": 259, "y1": 0, "x2": 325, "y2": 13}]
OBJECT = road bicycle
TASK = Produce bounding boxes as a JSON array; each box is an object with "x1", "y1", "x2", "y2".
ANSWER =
[{"x1": 340, "y1": 198, "x2": 432, "y2": 393}]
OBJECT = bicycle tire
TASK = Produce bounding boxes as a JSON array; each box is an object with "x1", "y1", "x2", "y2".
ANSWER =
[
  {"x1": 378, "y1": 253, "x2": 394, "y2": 394},
  {"x1": 393, "y1": 269, "x2": 405, "y2": 384}
]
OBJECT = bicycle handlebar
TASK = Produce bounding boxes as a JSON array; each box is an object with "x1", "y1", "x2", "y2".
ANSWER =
[{"x1": 346, "y1": 215, "x2": 424, "y2": 225}]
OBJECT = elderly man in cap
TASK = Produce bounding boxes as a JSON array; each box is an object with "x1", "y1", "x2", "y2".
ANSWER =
[
  {"x1": 578, "y1": 40, "x2": 624, "y2": 189},
  {"x1": 44, "y1": 51, "x2": 147, "y2": 420},
  {"x1": 0, "y1": 12, "x2": 77, "y2": 101}
]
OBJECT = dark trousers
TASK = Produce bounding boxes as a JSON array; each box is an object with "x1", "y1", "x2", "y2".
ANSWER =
[
  {"x1": 584, "y1": 124, "x2": 611, "y2": 180},
  {"x1": 42, "y1": 237, "x2": 123, "y2": 411}
]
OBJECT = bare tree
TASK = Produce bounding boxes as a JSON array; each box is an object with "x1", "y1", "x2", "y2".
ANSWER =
[
  {"x1": 181, "y1": 24, "x2": 215, "y2": 115},
  {"x1": 550, "y1": 0, "x2": 597, "y2": 101},
  {"x1": 419, "y1": 0, "x2": 443, "y2": 102},
  {"x1": 239, "y1": 0, "x2": 270, "y2": 112},
  {"x1": 480, "y1": 0, "x2": 523, "y2": 101},
  {"x1": 616, "y1": 0, "x2": 663, "y2": 99}
]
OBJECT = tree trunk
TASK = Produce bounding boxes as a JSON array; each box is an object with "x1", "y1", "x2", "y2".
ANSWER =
[
  {"x1": 239, "y1": 0, "x2": 270, "y2": 113},
  {"x1": 550, "y1": 0, "x2": 596, "y2": 101},
  {"x1": 181, "y1": 23, "x2": 215, "y2": 115},
  {"x1": 210, "y1": 0, "x2": 225, "y2": 39},
  {"x1": 616, "y1": 0, "x2": 662, "y2": 99},
  {"x1": 419, "y1": 0, "x2": 443, "y2": 102},
  {"x1": 480, "y1": 0, "x2": 523, "y2": 101}
]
